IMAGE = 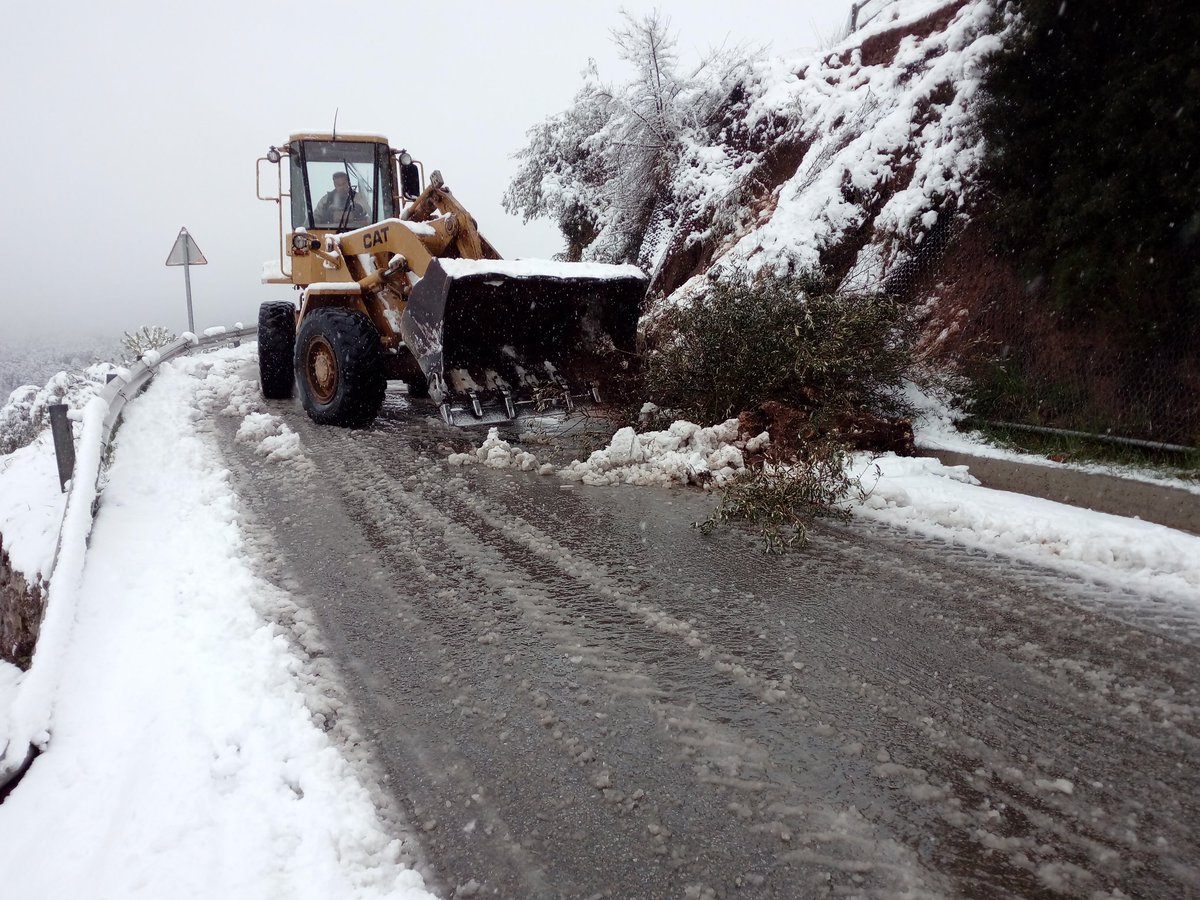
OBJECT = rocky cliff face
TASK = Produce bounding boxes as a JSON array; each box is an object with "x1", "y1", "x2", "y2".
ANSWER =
[
  {"x1": 1, "y1": 536, "x2": 46, "y2": 670},
  {"x1": 638, "y1": 0, "x2": 1006, "y2": 312}
]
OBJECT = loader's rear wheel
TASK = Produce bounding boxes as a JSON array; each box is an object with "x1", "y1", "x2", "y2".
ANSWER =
[
  {"x1": 295, "y1": 307, "x2": 385, "y2": 427},
  {"x1": 258, "y1": 301, "x2": 296, "y2": 400}
]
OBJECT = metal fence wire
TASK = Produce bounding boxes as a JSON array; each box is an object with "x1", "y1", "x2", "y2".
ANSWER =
[{"x1": 886, "y1": 218, "x2": 1200, "y2": 452}]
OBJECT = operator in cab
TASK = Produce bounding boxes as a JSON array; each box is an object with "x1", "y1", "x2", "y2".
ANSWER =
[{"x1": 315, "y1": 171, "x2": 368, "y2": 227}]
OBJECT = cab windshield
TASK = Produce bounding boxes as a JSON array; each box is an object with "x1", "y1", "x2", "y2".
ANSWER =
[{"x1": 291, "y1": 140, "x2": 396, "y2": 231}]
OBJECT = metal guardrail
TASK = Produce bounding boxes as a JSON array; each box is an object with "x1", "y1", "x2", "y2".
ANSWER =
[
  {"x1": 1, "y1": 324, "x2": 258, "y2": 789},
  {"x1": 970, "y1": 420, "x2": 1198, "y2": 457},
  {"x1": 47, "y1": 325, "x2": 259, "y2": 576}
]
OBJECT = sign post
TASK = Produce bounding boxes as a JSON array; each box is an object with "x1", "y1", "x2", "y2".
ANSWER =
[{"x1": 165, "y1": 227, "x2": 208, "y2": 334}]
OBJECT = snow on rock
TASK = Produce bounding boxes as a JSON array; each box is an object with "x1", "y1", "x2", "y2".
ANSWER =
[
  {"x1": 0, "y1": 344, "x2": 433, "y2": 899},
  {"x1": 591, "y1": 0, "x2": 1013, "y2": 312},
  {"x1": 726, "y1": 0, "x2": 1005, "y2": 290},
  {"x1": 744, "y1": 431, "x2": 771, "y2": 454}
]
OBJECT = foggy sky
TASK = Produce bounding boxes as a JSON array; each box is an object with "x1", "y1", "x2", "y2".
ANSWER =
[{"x1": 0, "y1": 0, "x2": 849, "y2": 342}]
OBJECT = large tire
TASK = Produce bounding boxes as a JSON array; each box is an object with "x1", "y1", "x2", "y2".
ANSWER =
[
  {"x1": 294, "y1": 307, "x2": 385, "y2": 427},
  {"x1": 258, "y1": 301, "x2": 296, "y2": 399}
]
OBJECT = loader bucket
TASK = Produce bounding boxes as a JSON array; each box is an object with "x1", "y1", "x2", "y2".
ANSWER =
[{"x1": 399, "y1": 258, "x2": 646, "y2": 425}]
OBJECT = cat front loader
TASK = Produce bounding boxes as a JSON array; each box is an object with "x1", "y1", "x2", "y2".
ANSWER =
[{"x1": 255, "y1": 132, "x2": 646, "y2": 427}]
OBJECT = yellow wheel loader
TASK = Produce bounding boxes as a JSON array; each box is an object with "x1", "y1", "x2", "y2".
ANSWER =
[{"x1": 255, "y1": 132, "x2": 647, "y2": 427}]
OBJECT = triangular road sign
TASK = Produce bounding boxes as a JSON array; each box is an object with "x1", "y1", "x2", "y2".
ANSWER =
[{"x1": 166, "y1": 227, "x2": 207, "y2": 266}]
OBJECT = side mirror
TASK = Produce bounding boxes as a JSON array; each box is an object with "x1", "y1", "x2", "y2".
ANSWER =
[{"x1": 401, "y1": 162, "x2": 421, "y2": 198}]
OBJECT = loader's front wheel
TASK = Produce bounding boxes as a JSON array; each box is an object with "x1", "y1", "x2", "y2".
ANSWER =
[
  {"x1": 258, "y1": 301, "x2": 296, "y2": 400},
  {"x1": 295, "y1": 307, "x2": 385, "y2": 427}
]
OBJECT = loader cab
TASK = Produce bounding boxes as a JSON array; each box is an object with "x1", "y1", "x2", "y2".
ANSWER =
[{"x1": 290, "y1": 138, "x2": 398, "y2": 233}]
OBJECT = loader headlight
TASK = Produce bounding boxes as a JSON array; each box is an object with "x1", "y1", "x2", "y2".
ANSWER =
[
  {"x1": 267, "y1": 146, "x2": 282, "y2": 164},
  {"x1": 399, "y1": 151, "x2": 412, "y2": 166},
  {"x1": 292, "y1": 233, "x2": 315, "y2": 252}
]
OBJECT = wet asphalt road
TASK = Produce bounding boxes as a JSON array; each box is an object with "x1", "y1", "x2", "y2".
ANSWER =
[{"x1": 218, "y1": 389, "x2": 1200, "y2": 899}]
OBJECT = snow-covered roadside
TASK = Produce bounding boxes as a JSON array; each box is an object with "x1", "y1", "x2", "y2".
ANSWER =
[
  {"x1": 0, "y1": 661, "x2": 19, "y2": 746},
  {"x1": 855, "y1": 453, "x2": 1200, "y2": 603},
  {"x1": 906, "y1": 382, "x2": 1200, "y2": 496},
  {"x1": 0, "y1": 345, "x2": 432, "y2": 900},
  {"x1": 450, "y1": 421, "x2": 1200, "y2": 609},
  {"x1": 0, "y1": 431, "x2": 67, "y2": 583}
]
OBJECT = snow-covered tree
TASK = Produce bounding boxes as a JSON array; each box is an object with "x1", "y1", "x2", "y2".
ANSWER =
[
  {"x1": 0, "y1": 366, "x2": 119, "y2": 455},
  {"x1": 120, "y1": 326, "x2": 176, "y2": 363},
  {"x1": 504, "y1": 11, "x2": 751, "y2": 267},
  {"x1": 504, "y1": 85, "x2": 611, "y2": 261}
]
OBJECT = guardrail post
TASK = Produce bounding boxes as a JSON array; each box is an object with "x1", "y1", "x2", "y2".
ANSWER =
[{"x1": 48, "y1": 404, "x2": 75, "y2": 492}]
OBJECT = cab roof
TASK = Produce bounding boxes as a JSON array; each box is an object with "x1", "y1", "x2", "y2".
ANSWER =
[{"x1": 287, "y1": 132, "x2": 390, "y2": 145}]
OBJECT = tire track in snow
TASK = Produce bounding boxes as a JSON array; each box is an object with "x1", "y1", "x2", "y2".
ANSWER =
[
  {"x1": 217, "y1": 392, "x2": 1200, "y2": 899},
  {"x1": 387, "y1": 428, "x2": 1200, "y2": 899},
  {"x1": 324, "y1": 428, "x2": 940, "y2": 898},
  {"x1": 248, "y1": 420, "x2": 945, "y2": 897}
]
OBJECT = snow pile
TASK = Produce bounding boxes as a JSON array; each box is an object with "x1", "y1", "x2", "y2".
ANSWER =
[
  {"x1": 855, "y1": 453, "x2": 1200, "y2": 601},
  {"x1": 0, "y1": 345, "x2": 432, "y2": 899},
  {"x1": 2, "y1": 391, "x2": 110, "y2": 782},
  {"x1": 558, "y1": 421, "x2": 753, "y2": 487},
  {"x1": 192, "y1": 348, "x2": 265, "y2": 418},
  {"x1": 186, "y1": 345, "x2": 311, "y2": 469},
  {"x1": 448, "y1": 428, "x2": 540, "y2": 471},
  {"x1": 236, "y1": 412, "x2": 305, "y2": 462},
  {"x1": 451, "y1": 420, "x2": 770, "y2": 488}
]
